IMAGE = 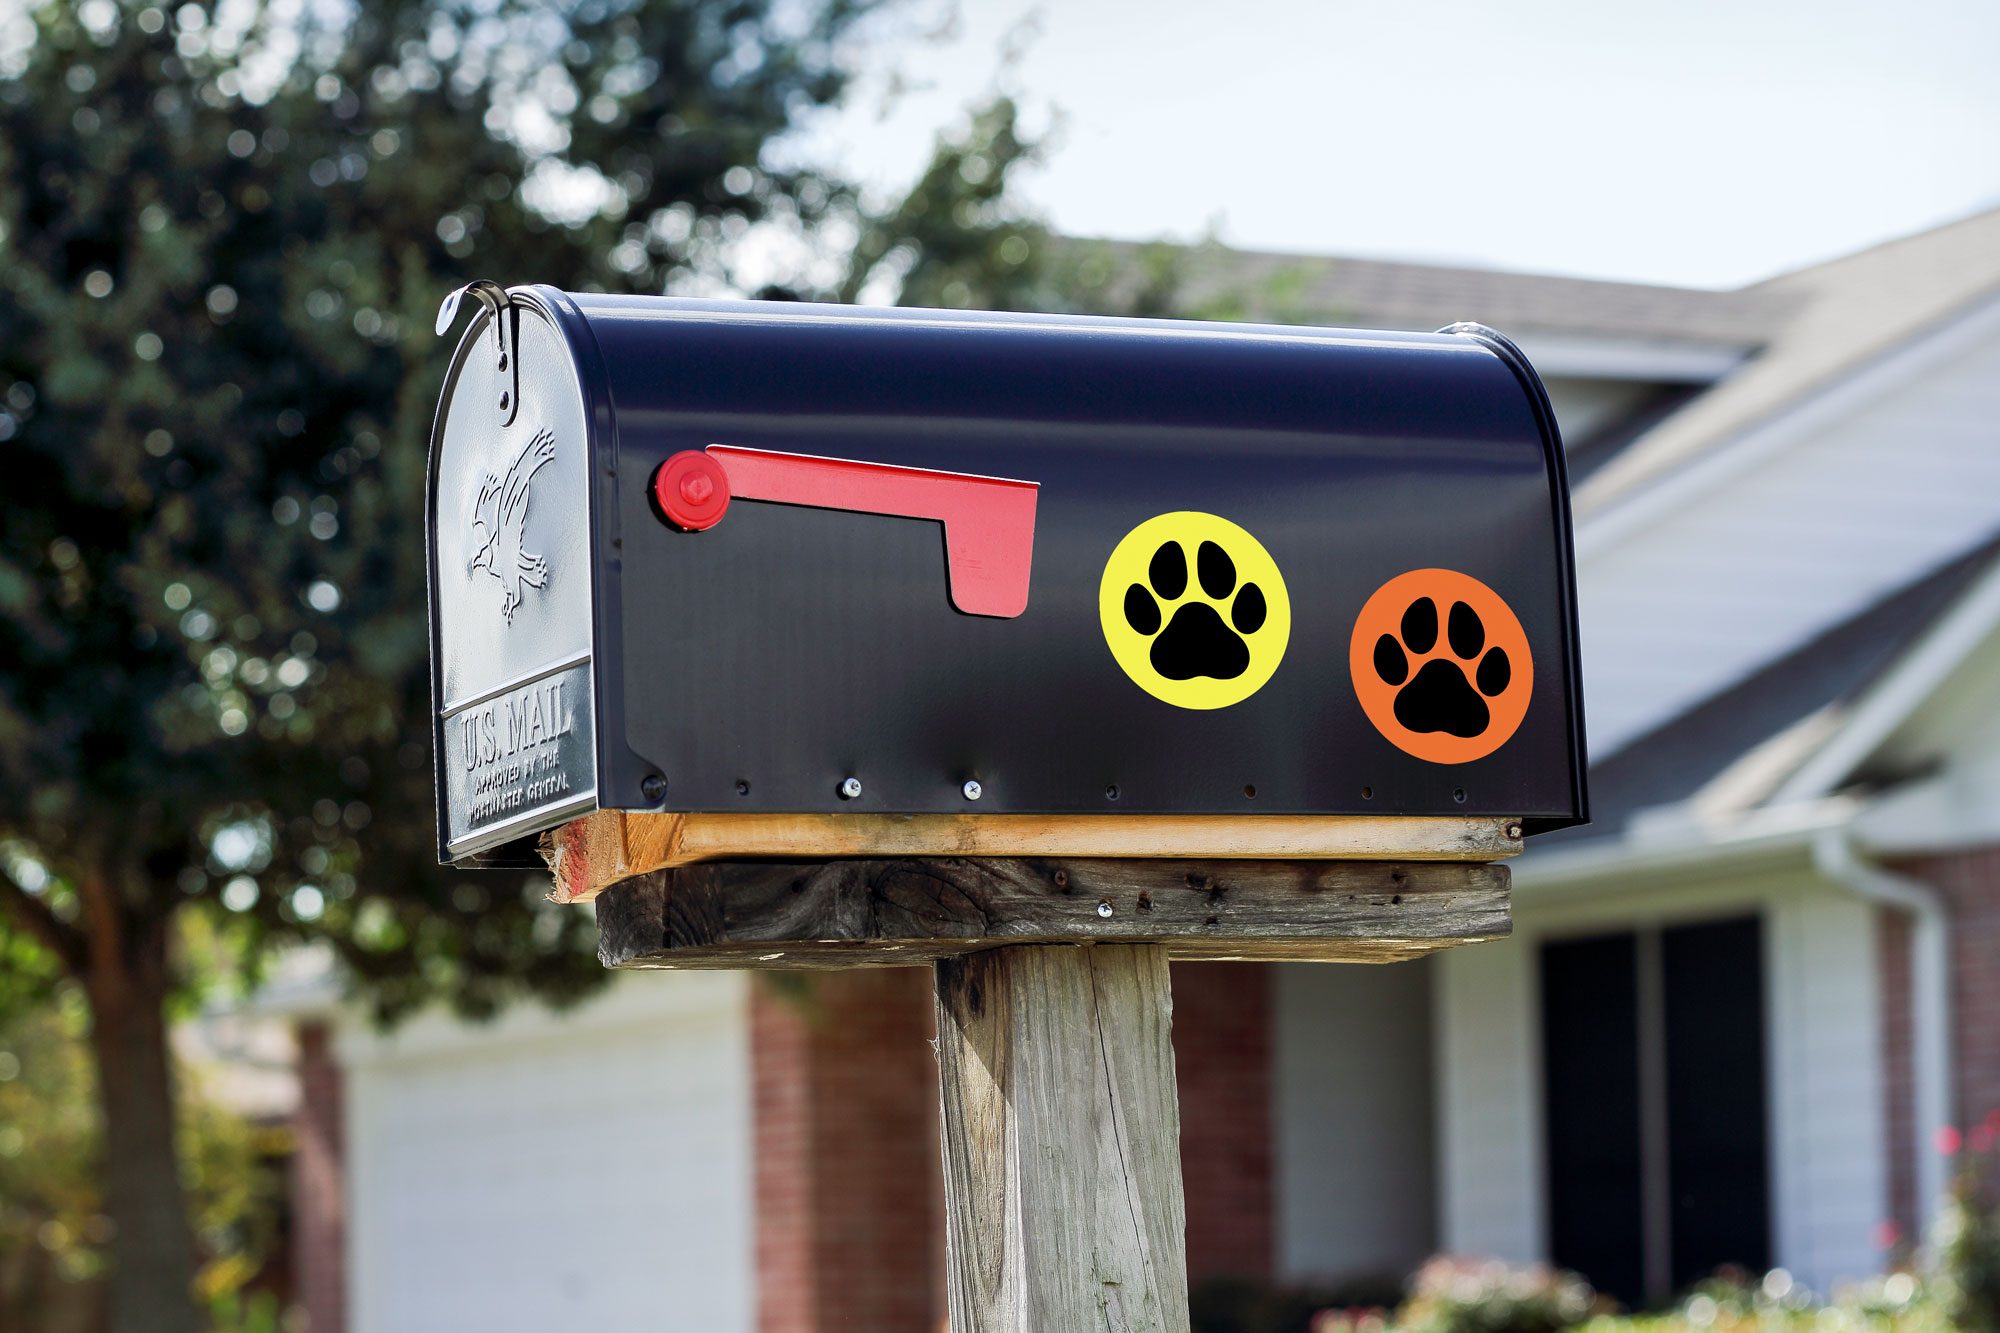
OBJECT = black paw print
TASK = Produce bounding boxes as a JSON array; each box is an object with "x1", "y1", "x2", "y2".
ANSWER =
[
  {"x1": 1124, "y1": 540, "x2": 1268, "y2": 681},
  {"x1": 1373, "y1": 597, "x2": 1511, "y2": 738}
]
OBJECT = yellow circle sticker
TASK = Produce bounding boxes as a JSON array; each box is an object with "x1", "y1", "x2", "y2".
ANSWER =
[{"x1": 1098, "y1": 512, "x2": 1292, "y2": 710}]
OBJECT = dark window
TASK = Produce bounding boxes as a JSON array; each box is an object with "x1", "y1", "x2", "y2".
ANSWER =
[
  {"x1": 1663, "y1": 918, "x2": 1771, "y2": 1287},
  {"x1": 1542, "y1": 932, "x2": 1645, "y2": 1306},
  {"x1": 1539, "y1": 917, "x2": 1770, "y2": 1307}
]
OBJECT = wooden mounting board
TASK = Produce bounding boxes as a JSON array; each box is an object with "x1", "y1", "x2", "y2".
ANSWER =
[
  {"x1": 594, "y1": 855, "x2": 1511, "y2": 969},
  {"x1": 545, "y1": 810, "x2": 1522, "y2": 904}
]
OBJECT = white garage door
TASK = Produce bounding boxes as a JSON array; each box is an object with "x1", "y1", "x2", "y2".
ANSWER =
[{"x1": 342, "y1": 972, "x2": 753, "y2": 1333}]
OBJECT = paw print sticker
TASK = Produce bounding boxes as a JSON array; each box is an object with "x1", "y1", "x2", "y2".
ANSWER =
[
  {"x1": 1099, "y1": 512, "x2": 1291, "y2": 710},
  {"x1": 1349, "y1": 568, "x2": 1533, "y2": 764}
]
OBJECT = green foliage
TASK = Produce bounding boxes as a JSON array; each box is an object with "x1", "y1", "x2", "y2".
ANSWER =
[
  {"x1": 181, "y1": 1075, "x2": 286, "y2": 1312},
  {"x1": 1198, "y1": 1131, "x2": 2000, "y2": 1333},
  {"x1": 1392, "y1": 1258, "x2": 1605, "y2": 1333},
  {"x1": 0, "y1": 992, "x2": 105, "y2": 1320},
  {"x1": 1935, "y1": 1121, "x2": 2000, "y2": 1330},
  {"x1": 1595, "y1": 1265, "x2": 1940, "y2": 1331},
  {"x1": 1240, "y1": 1172, "x2": 2000, "y2": 1333},
  {"x1": 0, "y1": 846, "x2": 68, "y2": 1023},
  {"x1": 836, "y1": 95, "x2": 1045, "y2": 309},
  {"x1": 0, "y1": 983, "x2": 285, "y2": 1327},
  {"x1": 206, "y1": 1289, "x2": 287, "y2": 1333}
]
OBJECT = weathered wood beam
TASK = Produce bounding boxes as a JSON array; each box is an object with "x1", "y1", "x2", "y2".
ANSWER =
[
  {"x1": 935, "y1": 943, "x2": 1190, "y2": 1332},
  {"x1": 548, "y1": 810, "x2": 1521, "y2": 903},
  {"x1": 595, "y1": 856, "x2": 1510, "y2": 970}
]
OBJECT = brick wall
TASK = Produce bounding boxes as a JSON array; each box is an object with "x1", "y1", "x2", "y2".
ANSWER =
[
  {"x1": 1888, "y1": 847, "x2": 2000, "y2": 1217},
  {"x1": 1896, "y1": 847, "x2": 2000, "y2": 1133},
  {"x1": 751, "y1": 969, "x2": 944, "y2": 1333},
  {"x1": 1875, "y1": 910, "x2": 1918, "y2": 1243},
  {"x1": 1172, "y1": 961, "x2": 1276, "y2": 1282},
  {"x1": 292, "y1": 1021, "x2": 346, "y2": 1333},
  {"x1": 749, "y1": 957, "x2": 1280, "y2": 1329},
  {"x1": 752, "y1": 985, "x2": 818, "y2": 1333}
]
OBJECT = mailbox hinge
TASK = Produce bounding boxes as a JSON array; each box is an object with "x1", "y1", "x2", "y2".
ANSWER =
[{"x1": 436, "y1": 280, "x2": 522, "y2": 427}]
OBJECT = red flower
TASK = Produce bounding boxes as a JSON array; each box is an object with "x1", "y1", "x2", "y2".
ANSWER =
[
  {"x1": 1874, "y1": 1219, "x2": 1902, "y2": 1250},
  {"x1": 1937, "y1": 1125, "x2": 1964, "y2": 1156}
]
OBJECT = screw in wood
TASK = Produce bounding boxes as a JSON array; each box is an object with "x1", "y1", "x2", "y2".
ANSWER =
[{"x1": 1096, "y1": 900, "x2": 1113, "y2": 918}]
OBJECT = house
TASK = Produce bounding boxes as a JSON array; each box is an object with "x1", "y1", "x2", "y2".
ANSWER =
[
  {"x1": 1442, "y1": 202, "x2": 2000, "y2": 1304},
  {"x1": 285, "y1": 204, "x2": 2000, "y2": 1331}
]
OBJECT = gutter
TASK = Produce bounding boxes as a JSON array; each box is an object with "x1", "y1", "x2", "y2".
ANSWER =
[
  {"x1": 1511, "y1": 798, "x2": 1855, "y2": 900},
  {"x1": 1811, "y1": 828, "x2": 1953, "y2": 1233}
]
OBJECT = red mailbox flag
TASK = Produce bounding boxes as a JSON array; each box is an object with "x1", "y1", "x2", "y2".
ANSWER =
[{"x1": 652, "y1": 444, "x2": 1040, "y2": 619}]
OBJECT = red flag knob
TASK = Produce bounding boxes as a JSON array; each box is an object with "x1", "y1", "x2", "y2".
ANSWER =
[{"x1": 652, "y1": 450, "x2": 732, "y2": 530}]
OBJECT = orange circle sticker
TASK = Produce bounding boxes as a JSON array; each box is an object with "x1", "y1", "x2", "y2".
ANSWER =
[{"x1": 1349, "y1": 569, "x2": 1533, "y2": 765}]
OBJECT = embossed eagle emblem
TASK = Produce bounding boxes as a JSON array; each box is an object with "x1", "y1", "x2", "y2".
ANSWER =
[{"x1": 469, "y1": 428, "x2": 558, "y2": 624}]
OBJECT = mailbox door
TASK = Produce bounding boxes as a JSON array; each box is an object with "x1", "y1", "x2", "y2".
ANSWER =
[{"x1": 428, "y1": 300, "x2": 602, "y2": 863}]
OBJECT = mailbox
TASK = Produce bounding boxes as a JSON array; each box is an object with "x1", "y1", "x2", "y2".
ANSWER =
[{"x1": 428, "y1": 283, "x2": 1587, "y2": 867}]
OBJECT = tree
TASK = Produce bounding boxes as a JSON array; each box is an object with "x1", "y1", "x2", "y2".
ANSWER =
[
  {"x1": 0, "y1": 968, "x2": 286, "y2": 1333},
  {"x1": 0, "y1": 2, "x2": 1079, "y2": 1328}
]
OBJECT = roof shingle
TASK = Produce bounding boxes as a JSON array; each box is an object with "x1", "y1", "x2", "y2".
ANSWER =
[
  {"x1": 1065, "y1": 237, "x2": 1798, "y2": 347},
  {"x1": 1574, "y1": 204, "x2": 2000, "y2": 515}
]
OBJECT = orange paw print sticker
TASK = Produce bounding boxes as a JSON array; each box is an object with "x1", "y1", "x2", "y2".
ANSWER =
[{"x1": 1349, "y1": 569, "x2": 1533, "y2": 764}]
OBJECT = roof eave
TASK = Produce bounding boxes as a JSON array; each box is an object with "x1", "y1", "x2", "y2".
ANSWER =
[
  {"x1": 1508, "y1": 332, "x2": 1754, "y2": 383},
  {"x1": 1766, "y1": 551, "x2": 2000, "y2": 806},
  {"x1": 1511, "y1": 796, "x2": 1856, "y2": 904}
]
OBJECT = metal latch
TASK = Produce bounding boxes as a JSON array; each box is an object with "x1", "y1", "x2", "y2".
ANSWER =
[{"x1": 435, "y1": 280, "x2": 521, "y2": 427}]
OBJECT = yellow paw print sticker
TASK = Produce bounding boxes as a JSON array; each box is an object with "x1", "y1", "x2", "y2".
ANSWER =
[{"x1": 1098, "y1": 512, "x2": 1292, "y2": 709}]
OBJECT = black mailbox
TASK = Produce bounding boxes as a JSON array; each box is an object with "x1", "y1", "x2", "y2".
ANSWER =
[{"x1": 428, "y1": 284, "x2": 1587, "y2": 866}]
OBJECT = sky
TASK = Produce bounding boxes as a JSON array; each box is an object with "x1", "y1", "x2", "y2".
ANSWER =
[{"x1": 796, "y1": 0, "x2": 2000, "y2": 289}]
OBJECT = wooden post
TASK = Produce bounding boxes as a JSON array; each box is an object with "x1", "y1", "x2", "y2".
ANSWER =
[{"x1": 934, "y1": 944, "x2": 1190, "y2": 1333}]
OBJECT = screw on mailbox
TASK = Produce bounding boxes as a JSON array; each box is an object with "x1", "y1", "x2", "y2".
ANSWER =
[
  {"x1": 962, "y1": 780, "x2": 983, "y2": 801},
  {"x1": 838, "y1": 777, "x2": 863, "y2": 800}
]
